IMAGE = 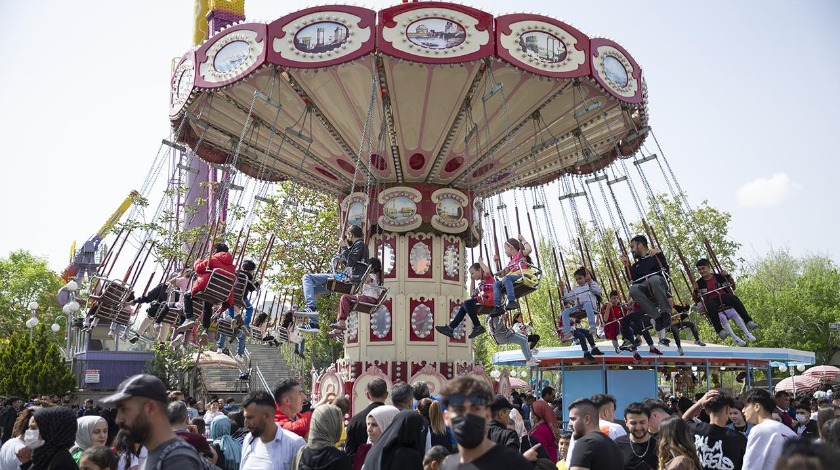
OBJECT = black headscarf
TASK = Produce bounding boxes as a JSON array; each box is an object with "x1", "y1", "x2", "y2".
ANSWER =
[
  {"x1": 32, "y1": 407, "x2": 77, "y2": 470},
  {"x1": 363, "y1": 410, "x2": 425, "y2": 470}
]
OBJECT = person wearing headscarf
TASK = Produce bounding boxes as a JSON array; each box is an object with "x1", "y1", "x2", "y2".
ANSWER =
[
  {"x1": 70, "y1": 416, "x2": 108, "y2": 465},
  {"x1": 530, "y1": 400, "x2": 558, "y2": 462},
  {"x1": 20, "y1": 407, "x2": 78, "y2": 470},
  {"x1": 208, "y1": 415, "x2": 241, "y2": 470},
  {"x1": 363, "y1": 410, "x2": 424, "y2": 470},
  {"x1": 353, "y1": 406, "x2": 399, "y2": 470},
  {"x1": 290, "y1": 404, "x2": 351, "y2": 470}
]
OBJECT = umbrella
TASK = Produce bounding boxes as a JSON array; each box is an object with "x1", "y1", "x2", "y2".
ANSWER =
[
  {"x1": 509, "y1": 378, "x2": 529, "y2": 389},
  {"x1": 775, "y1": 375, "x2": 821, "y2": 394},
  {"x1": 803, "y1": 365, "x2": 840, "y2": 380}
]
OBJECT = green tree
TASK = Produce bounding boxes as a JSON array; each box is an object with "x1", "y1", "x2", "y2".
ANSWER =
[
  {"x1": 736, "y1": 249, "x2": 840, "y2": 364},
  {"x1": 0, "y1": 325, "x2": 76, "y2": 396},
  {"x1": 145, "y1": 346, "x2": 200, "y2": 392},
  {"x1": 0, "y1": 250, "x2": 65, "y2": 337},
  {"x1": 247, "y1": 182, "x2": 344, "y2": 382}
]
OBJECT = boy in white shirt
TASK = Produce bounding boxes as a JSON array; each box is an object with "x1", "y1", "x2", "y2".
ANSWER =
[
  {"x1": 742, "y1": 388, "x2": 797, "y2": 470},
  {"x1": 559, "y1": 267, "x2": 601, "y2": 341}
]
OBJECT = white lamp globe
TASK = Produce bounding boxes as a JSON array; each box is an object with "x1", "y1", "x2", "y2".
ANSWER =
[
  {"x1": 25, "y1": 318, "x2": 34, "y2": 328},
  {"x1": 67, "y1": 301, "x2": 80, "y2": 312},
  {"x1": 30, "y1": 317, "x2": 39, "y2": 327},
  {"x1": 62, "y1": 305, "x2": 71, "y2": 314},
  {"x1": 796, "y1": 365, "x2": 806, "y2": 372},
  {"x1": 691, "y1": 366, "x2": 698, "y2": 372},
  {"x1": 28, "y1": 301, "x2": 39, "y2": 311},
  {"x1": 779, "y1": 365, "x2": 788, "y2": 373},
  {"x1": 51, "y1": 323, "x2": 61, "y2": 332},
  {"x1": 490, "y1": 369, "x2": 500, "y2": 379},
  {"x1": 66, "y1": 280, "x2": 79, "y2": 292}
]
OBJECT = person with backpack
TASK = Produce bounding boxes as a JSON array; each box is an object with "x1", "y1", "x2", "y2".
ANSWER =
[{"x1": 101, "y1": 374, "x2": 209, "y2": 470}]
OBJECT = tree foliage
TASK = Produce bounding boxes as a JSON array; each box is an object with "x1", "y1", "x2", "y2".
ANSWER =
[
  {"x1": 0, "y1": 250, "x2": 65, "y2": 337},
  {"x1": 0, "y1": 325, "x2": 76, "y2": 396},
  {"x1": 247, "y1": 182, "x2": 344, "y2": 379},
  {"x1": 145, "y1": 346, "x2": 200, "y2": 392},
  {"x1": 735, "y1": 249, "x2": 840, "y2": 365}
]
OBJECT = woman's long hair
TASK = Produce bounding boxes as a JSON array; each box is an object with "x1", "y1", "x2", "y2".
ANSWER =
[
  {"x1": 657, "y1": 417, "x2": 702, "y2": 470},
  {"x1": 416, "y1": 398, "x2": 446, "y2": 435},
  {"x1": 112, "y1": 429, "x2": 139, "y2": 470}
]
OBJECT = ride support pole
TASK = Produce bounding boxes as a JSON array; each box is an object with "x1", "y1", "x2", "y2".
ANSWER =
[{"x1": 97, "y1": 227, "x2": 126, "y2": 276}]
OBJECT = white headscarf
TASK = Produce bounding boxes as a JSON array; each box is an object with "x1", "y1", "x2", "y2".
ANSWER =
[{"x1": 70, "y1": 416, "x2": 106, "y2": 454}]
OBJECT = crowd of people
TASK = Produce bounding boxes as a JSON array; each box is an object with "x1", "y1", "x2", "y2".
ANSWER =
[{"x1": 2, "y1": 377, "x2": 840, "y2": 470}]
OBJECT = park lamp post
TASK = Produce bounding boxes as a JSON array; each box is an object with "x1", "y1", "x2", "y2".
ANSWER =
[
  {"x1": 61, "y1": 280, "x2": 81, "y2": 359},
  {"x1": 26, "y1": 301, "x2": 39, "y2": 341}
]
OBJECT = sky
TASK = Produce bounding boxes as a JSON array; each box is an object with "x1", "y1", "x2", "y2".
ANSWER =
[{"x1": 1, "y1": 0, "x2": 838, "y2": 274}]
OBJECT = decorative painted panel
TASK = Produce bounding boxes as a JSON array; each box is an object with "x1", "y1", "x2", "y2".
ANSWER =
[
  {"x1": 431, "y1": 188, "x2": 468, "y2": 233},
  {"x1": 196, "y1": 23, "x2": 268, "y2": 88},
  {"x1": 590, "y1": 38, "x2": 643, "y2": 104},
  {"x1": 409, "y1": 297, "x2": 435, "y2": 342},
  {"x1": 369, "y1": 299, "x2": 393, "y2": 342},
  {"x1": 448, "y1": 300, "x2": 466, "y2": 344},
  {"x1": 495, "y1": 14, "x2": 589, "y2": 78},
  {"x1": 441, "y1": 237, "x2": 461, "y2": 282},
  {"x1": 374, "y1": 233, "x2": 397, "y2": 279}
]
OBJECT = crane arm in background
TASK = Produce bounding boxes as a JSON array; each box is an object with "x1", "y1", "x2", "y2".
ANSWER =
[{"x1": 61, "y1": 190, "x2": 140, "y2": 282}]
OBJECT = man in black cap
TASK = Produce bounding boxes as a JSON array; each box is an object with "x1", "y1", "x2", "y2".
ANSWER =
[
  {"x1": 102, "y1": 374, "x2": 204, "y2": 470},
  {"x1": 487, "y1": 395, "x2": 519, "y2": 451}
]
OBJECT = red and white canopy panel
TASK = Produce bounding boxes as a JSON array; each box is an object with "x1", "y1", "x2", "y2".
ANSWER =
[{"x1": 170, "y1": 2, "x2": 649, "y2": 197}]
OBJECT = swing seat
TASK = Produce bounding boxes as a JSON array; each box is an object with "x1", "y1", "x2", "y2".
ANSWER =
[
  {"x1": 161, "y1": 306, "x2": 183, "y2": 326},
  {"x1": 216, "y1": 317, "x2": 234, "y2": 338},
  {"x1": 192, "y1": 269, "x2": 237, "y2": 305},
  {"x1": 350, "y1": 288, "x2": 389, "y2": 315},
  {"x1": 325, "y1": 263, "x2": 372, "y2": 295},
  {"x1": 275, "y1": 326, "x2": 290, "y2": 342},
  {"x1": 231, "y1": 272, "x2": 250, "y2": 308},
  {"x1": 90, "y1": 278, "x2": 131, "y2": 322},
  {"x1": 113, "y1": 307, "x2": 132, "y2": 326}
]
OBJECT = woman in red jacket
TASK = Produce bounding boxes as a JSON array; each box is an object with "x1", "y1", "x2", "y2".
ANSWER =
[{"x1": 180, "y1": 243, "x2": 236, "y2": 335}]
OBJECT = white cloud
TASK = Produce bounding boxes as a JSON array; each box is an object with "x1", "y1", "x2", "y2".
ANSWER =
[{"x1": 737, "y1": 173, "x2": 800, "y2": 208}]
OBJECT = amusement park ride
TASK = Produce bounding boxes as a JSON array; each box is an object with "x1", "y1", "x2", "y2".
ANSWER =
[{"x1": 55, "y1": 0, "x2": 814, "y2": 408}]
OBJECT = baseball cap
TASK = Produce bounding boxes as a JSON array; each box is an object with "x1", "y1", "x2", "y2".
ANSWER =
[
  {"x1": 490, "y1": 394, "x2": 514, "y2": 413},
  {"x1": 100, "y1": 374, "x2": 168, "y2": 405}
]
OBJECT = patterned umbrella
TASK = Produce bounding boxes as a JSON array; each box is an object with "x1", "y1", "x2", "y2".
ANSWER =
[
  {"x1": 509, "y1": 378, "x2": 529, "y2": 389},
  {"x1": 775, "y1": 375, "x2": 821, "y2": 394},
  {"x1": 803, "y1": 365, "x2": 840, "y2": 380}
]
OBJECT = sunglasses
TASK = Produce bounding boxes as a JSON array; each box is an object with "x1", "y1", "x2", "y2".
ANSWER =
[{"x1": 445, "y1": 392, "x2": 490, "y2": 408}]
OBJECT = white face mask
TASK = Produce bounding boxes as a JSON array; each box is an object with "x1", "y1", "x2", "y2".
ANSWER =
[
  {"x1": 24, "y1": 429, "x2": 44, "y2": 449},
  {"x1": 796, "y1": 414, "x2": 809, "y2": 424}
]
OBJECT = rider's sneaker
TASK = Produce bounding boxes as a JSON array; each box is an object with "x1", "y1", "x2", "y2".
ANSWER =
[
  {"x1": 695, "y1": 340, "x2": 706, "y2": 347},
  {"x1": 658, "y1": 338, "x2": 671, "y2": 347},
  {"x1": 632, "y1": 351, "x2": 642, "y2": 362},
  {"x1": 490, "y1": 305, "x2": 505, "y2": 317},
  {"x1": 583, "y1": 352, "x2": 596, "y2": 364},
  {"x1": 468, "y1": 325, "x2": 486, "y2": 339},
  {"x1": 747, "y1": 321, "x2": 760, "y2": 331},
  {"x1": 525, "y1": 357, "x2": 540, "y2": 367},
  {"x1": 649, "y1": 346, "x2": 663, "y2": 355},
  {"x1": 176, "y1": 321, "x2": 196, "y2": 333},
  {"x1": 718, "y1": 330, "x2": 730, "y2": 340},
  {"x1": 677, "y1": 346, "x2": 685, "y2": 356},
  {"x1": 590, "y1": 347, "x2": 604, "y2": 356},
  {"x1": 436, "y1": 325, "x2": 455, "y2": 338},
  {"x1": 505, "y1": 300, "x2": 519, "y2": 311},
  {"x1": 297, "y1": 306, "x2": 319, "y2": 316}
]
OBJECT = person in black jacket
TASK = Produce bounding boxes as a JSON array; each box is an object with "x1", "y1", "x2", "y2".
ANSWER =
[
  {"x1": 486, "y1": 395, "x2": 519, "y2": 451},
  {"x1": 299, "y1": 225, "x2": 369, "y2": 318},
  {"x1": 693, "y1": 258, "x2": 759, "y2": 338},
  {"x1": 344, "y1": 379, "x2": 388, "y2": 460},
  {"x1": 621, "y1": 235, "x2": 671, "y2": 329}
]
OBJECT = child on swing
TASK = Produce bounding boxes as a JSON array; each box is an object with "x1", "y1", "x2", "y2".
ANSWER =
[
  {"x1": 599, "y1": 290, "x2": 633, "y2": 354},
  {"x1": 568, "y1": 316, "x2": 604, "y2": 364},
  {"x1": 490, "y1": 236, "x2": 533, "y2": 317},
  {"x1": 328, "y1": 257, "x2": 383, "y2": 336},
  {"x1": 436, "y1": 257, "x2": 493, "y2": 340},
  {"x1": 559, "y1": 267, "x2": 601, "y2": 342}
]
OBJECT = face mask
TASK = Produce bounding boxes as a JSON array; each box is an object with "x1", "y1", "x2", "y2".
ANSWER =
[
  {"x1": 796, "y1": 414, "x2": 809, "y2": 424},
  {"x1": 24, "y1": 430, "x2": 44, "y2": 449},
  {"x1": 450, "y1": 413, "x2": 486, "y2": 449}
]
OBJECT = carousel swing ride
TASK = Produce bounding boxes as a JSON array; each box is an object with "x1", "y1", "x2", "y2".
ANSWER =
[{"x1": 56, "y1": 0, "x2": 814, "y2": 410}]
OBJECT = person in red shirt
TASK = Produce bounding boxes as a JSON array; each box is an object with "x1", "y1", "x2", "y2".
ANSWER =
[
  {"x1": 693, "y1": 258, "x2": 759, "y2": 339},
  {"x1": 436, "y1": 258, "x2": 493, "y2": 340},
  {"x1": 272, "y1": 379, "x2": 335, "y2": 438},
  {"x1": 180, "y1": 243, "x2": 236, "y2": 334},
  {"x1": 600, "y1": 291, "x2": 634, "y2": 354}
]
